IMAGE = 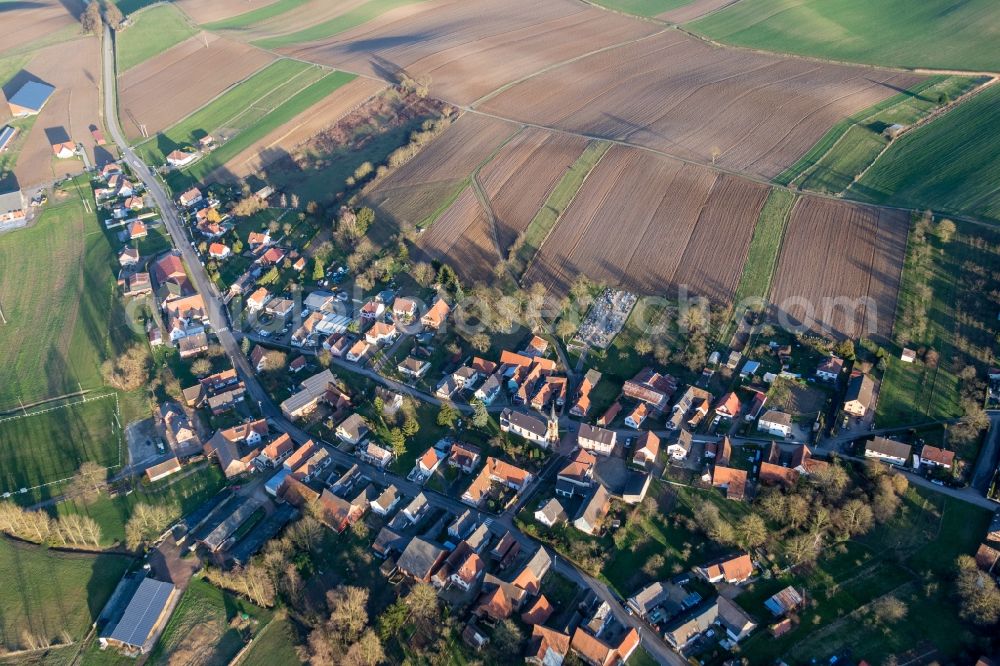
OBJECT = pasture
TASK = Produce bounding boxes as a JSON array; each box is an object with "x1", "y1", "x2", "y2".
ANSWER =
[
  {"x1": 767, "y1": 197, "x2": 908, "y2": 340},
  {"x1": 239, "y1": 615, "x2": 302, "y2": 666},
  {"x1": 118, "y1": 33, "x2": 276, "y2": 140},
  {"x1": 254, "y1": 0, "x2": 427, "y2": 49},
  {"x1": 777, "y1": 76, "x2": 986, "y2": 194},
  {"x1": 730, "y1": 188, "x2": 796, "y2": 307},
  {"x1": 850, "y1": 82, "x2": 1000, "y2": 225},
  {"x1": 149, "y1": 577, "x2": 271, "y2": 666},
  {"x1": 283, "y1": 0, "x2": 658, "y2": 104},
  {"x1": 198, "y1": 0, "x2": 307, "y2": 29},
  {"x1": 115, "y1": 4, "x2": 197, "y2": 72},
  {"x1": 588, "y1": 0, "x2": 695, "y2": 18},
  {"x1": 0, "y1": 395, "x2": 121, "y2": 495},
  {"x1": 0, "y1": 197, "x2": 119, "y2": 410},
  {"x1": 689, "y1": 0, "x2": 1000, "y2": 71},
  {"x1": 0, "y1": 537, "x2": 131, "y2": 651},
  {"x1": 479, "y1": 30, "x2": 923, "y2": 180}
]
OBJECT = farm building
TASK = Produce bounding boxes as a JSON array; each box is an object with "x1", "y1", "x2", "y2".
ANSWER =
[
  {"x1": 0, "y1": 189, "x2": 26, "y2": 227},
  {"x1": 99, "y1": 576, "x2": 178, "y2": 654},
  {"x1": 145, "y1": 457, "x2": 181, "y2": 483},
  {"x1": 0, "y1": 125, "x2": 15, "y2": 152},
  {"x1": 765, "y1": 586, "x2": 804, "y2": 616},
  {"x1": 6, "y1": 80, "x2": 55, "y2": 116}
]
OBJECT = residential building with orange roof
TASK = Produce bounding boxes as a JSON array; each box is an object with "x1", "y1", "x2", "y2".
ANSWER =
[
  {"x1": 758, "y1": 462, "x2": 799, "y2": 489},
  {"x1": 421, "y1": 297, "x2": 450, "y2": 329},
  {"x1": 526, "y1": 625, "x2": 570, "y2": 665},
  {"x1": 698, "y1": 553, "x2": 754, "y2": 584},
  {"x1": 624, "y1": 402, "x2": 648, "y2": 429},
  {"x1": 520, "y1": 595, "x2": 554, "y2": 625},
  {"x1": 714, "y1": 391, "x2": 742, "y2": 418},
  {"x1": 570, "y1": 626, "x2": 640, "y2": 666},
  {"x1": 919, "y1": 444, "x2": 955, "y2": 468},
  {"x1": 449, "y1": 551, "x2": 485, "y2": 591},
  {"x1": 711, "y1": 465, "x2": 746, "y2": 501},
  {"x1": 461, "y1": 457, "x2": 533, "y2": 506},
  {"x1": 282, "y1": 439, "x2": 318, "y2": 471},
  {"x1": 633, "y1": 431, "x2": 660, "y2": 467},
  {"x1": 448, "y1": 442, "x2": 481, "y2": 473},
  {"x1": 475, "y1": 585, "x2": 513, "y2": 621},
  {"x1": 260, "y1": 432, "x2": 293, "y2": 466}
]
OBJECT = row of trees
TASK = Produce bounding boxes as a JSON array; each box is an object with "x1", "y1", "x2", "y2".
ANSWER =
[
  {"x1": 82, "y1": 1, "x2": 124, "y2": 34},
  {"x1": 0, "y1": 501, "x2": 102, "y2": 548}
]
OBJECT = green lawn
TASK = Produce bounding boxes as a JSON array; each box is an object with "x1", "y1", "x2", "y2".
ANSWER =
[
  {"x1": 513, "y1": 140, "x2": 611, "y2": 277},
  {"x1": 165, "y1": 70, "x2": 358, "y2": 191},
  {"x1": 116, "y1": 4, "x2": 197, "y2": 72},
  {"x1": 240, "y1": 615, "x2": 303, "y2": 666},
  {"x1": 689, "y1": 0, "x2": 1000, "y2": 71},
  {"x1": 253, "y1": 0, "x2": 428, "y2": 49},
  {"x1": 0, "y1": 197, "x2": 125, "y2": 409},
  {"x1": 777, "y1": 76, "x2": 985, "y2": 193},
  {"x1": 732, "y1": 188, "x2": 796, "y2": 306},
  {"x1": 849, "y1": 83, "x2": 1000, "y2": 224},
  {"x1": 876, "y1": 356, "x2": 961, "y2": 429},
  {"x1": 0, "y1": 537, "x2": 132, "y2": 651},
  {"x1": 586, "y1": 0, "x2": 692, "y2": 17},
  {"x1": 203, "y1": 0, "x2": 310, "y2": 29},
  {"x1": 0, "y1": 395, "x2": 122, "y2": 495},
  {"x1": 53, "y1": 463, "x2": 226, "y2": 546},
  {"x1": 150, "y1": 577, "x2": 272, "y2": 666}
]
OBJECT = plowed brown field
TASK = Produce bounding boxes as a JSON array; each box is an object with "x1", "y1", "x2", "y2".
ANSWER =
[
  {"x1": 12, "y1": 37, "x2": 102, "y2": 188},
  {"x1": 414, "y1": 186, "x2": 498, "y2": 280},
  {"x1": 364, "y1": 113, "x2": 517, "y2": 233},
  {"x1": 0, "y1": 0, "x2": 82, "y2": 56},
  {"x1": 174, "y1": 0, "x2": 281, "y2": 25},
  {"x1": 282, "y1": 0, "x2": 660, "y2": 105},
  {"x1": 479, "y1": 31, "x2": 923, "y2": 179},
  {"x1": 478, "y1": 128, "x2": 589, "y2": 252},
  {"x1": 524, "y1": 146, "x2": 769, "y2": 301},
  {"x1": 218, "y1": 77, "x2": 386, "y2": 179},
  {"x1": 768, "y1": 197, "x2": 908, "y2": 339},
  {"x1": 118, "y1": 33, "x2": 275, "y2": 139}
]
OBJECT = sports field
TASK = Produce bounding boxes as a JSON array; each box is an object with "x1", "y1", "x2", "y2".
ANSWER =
[
  {"x1": 253, "y1": 0, "x2": 426, "y2": 48},
  {"x1": 0, "y1": 395, "x2": 121, "y2": 494},
  {"x1": 689, "y1": 0, "x2": 1000, "y2": 71},
  {"x1": 0, "y1": 536, "x2": 132, "y2": 651},
  {"x1": 777, "y1": 76, "x2": 985, "y2": 193},
  {"x1": 0, "y1": 196, "x2": 120, "y2": 410},
  {"x1": 849, "y1": 83, "x2": 1000, "y2": 224},
  {"x1": 116, "y1": 4, "x2": 198, "y2": 71}
]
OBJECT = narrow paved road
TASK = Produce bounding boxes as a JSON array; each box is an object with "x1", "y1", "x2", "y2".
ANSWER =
[
  {"x1": 101, "y1": 27, "x2": 683, "y2": 666},
  {"x1": 971, "y1": 412, "x2": 1000, "y2": 494}
]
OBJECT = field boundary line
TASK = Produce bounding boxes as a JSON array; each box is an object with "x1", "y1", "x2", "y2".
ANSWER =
[{"x1": 0, "y1": 391, "x2": 117, "y2": 426}]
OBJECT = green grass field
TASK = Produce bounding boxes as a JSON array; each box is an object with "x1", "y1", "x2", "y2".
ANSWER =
[
  {"x1": 586, "y1": 0, "x2": 693, "y2": 17},
  {"x1": 0, "y1": 395, "x2": 121, "y2": 494},
  {"x1": 876, "y1": 356, "x2": 961, "y2": 430},
  {"x1": 689, "y1": 0, "x2": 1000, "y2": 71},
  {"x1": 150, "y1": 577, "x2": 271, "y2": 666},
  {"x1": 239, "y1": 615, "x2": 302, "y2": 666},
  {"x1": 849, "y1": 83, "x2": 1000, "y2": 224},
  {"x1": 777, "y1": 76, "x2": 985, "y2": 193},
  {"x1": 203, "y1": 0, "x2": 310, "y2": 30},
  {"x1": 116, "y1": 4, "x2": 197, "y2": 72},
  {"x1": 732, "y1": 188, "x2": 796, "y2": 305},
  {"x1": 53, "y1": 463, "x2": 225, "y2": 546},
  {"x1": 0, "y1": 195, "x2": 126, "y2": 410},
  {"x1": 513, "y1": 140, "x2": 610, "y2": 277},
  {"x1": 0, "y1": 537, "x2": 132, "y2": 650},
  {"x1": 253, "y1": 0, "x2": 427, "y2": 49}
]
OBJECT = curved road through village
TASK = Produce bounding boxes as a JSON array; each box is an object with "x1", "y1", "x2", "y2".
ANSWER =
[{"x1": 101, "y1": 27, "x2": 686, "y2": 666}]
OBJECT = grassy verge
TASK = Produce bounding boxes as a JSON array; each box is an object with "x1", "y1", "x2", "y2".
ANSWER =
[
  {"x1": 239, "y1": 614, "x2": 302, "y2": 666},
  {"x1": 116, "y1": 4, "x2": 197, "y2": 72},
  {"x1": 0, "y1": 537, "x2": 132, "y2": 651},
  {"x1": 732, "y1": 188, "x2": 796, "y2": 305},
  {"x1": 511, "y1": 140, "x2": 610, "y2": 276},
  {"x1": 203, "y1": 0, "x2": 311, "y2": 30},
  {"x1": 688, "y1": 0, "x2": 1000, "y2": 71},
  {"x1": 775, "y1": 76, "x2": 983, "y2": 189},
  {"x1": 849, "y1": 82, "x2": 1000, "y2": 224},
  {"x1": 166, "y1": 70, "x2": 357, "y2": 191},
  {"x1": 253, "y1": 0, "x2": 427, "y2": 49}
]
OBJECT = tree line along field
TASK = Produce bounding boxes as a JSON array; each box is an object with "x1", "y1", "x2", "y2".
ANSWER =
[
  {"x1": 777, "y1": 75, "x2": 987, "y2": 194},
  {"x1": 118, "y1": 32, "x2": 276, "y2": 140},
  {"x1": 0, "y1": 537, "x2": 132, "y2": 652},
  {"x1": 115, "y1": 3, "x2": 197, "y2": 72},
  {"x1": 477, "y1": 30, "x2": 924, "y2": 180},
  {"x1": 848, "y1": 82, "x2": 1000, "y2": 225},
  {"x1": 688, "y1": 0, "x2": 1000, "y2": 72},
  {"x1": 767, "y1": 196, "x2": 908, "y2": 340},
  {"x1": 281, "y1": 0, "x2": 660, "y2": 105}
]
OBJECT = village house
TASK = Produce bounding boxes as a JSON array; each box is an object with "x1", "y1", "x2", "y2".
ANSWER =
[
  {"x1": 597, "y1": 401, "x2": 621, "y2": 427},
  {"x1": 118, "y1": 246, "x2": 140, "y2": 267},
  {"x1": 474, "y1": 373, "x2": 503, "y2": 405},
  {"x1": 159, "y1": 403, "x2": 200, "y2": 458},
  {"x1": 570, "y1": 368, "x2": 602, "y2": 417},
  {"x1": 698, "y1": 553, "x2": 754, "y2": 584},
  {"x1": 758, "y1": 462, "x2": 799, "y2": 489},
  {"x1": 178, "y1": 187, "x2": 202, "y2": 207},
  {"x1": 392, "y1": 297, "x2": 418, "y2": 322},
  {"x1": 714, "y1": 391, "x2": 742, "y2": 419},
  {"x1": 668, "y1": 385, "x2": 713, "y2": 430},
  {"x1": 843, "y1": 372, "x2": 875, "y2": 417},
  {"x1": 371, "y1": 485, "x2": 400, "y2": 516},
  {"x1": 402, "y1": 492, "x2": 430, "y2": 524},
  {"x1": 166, "y1": 149, "x2": 197, "y2": 168},
  {"x1": 335, "y1": 413, "x2": 370, "y2": 446},
  {"x1": 815, "y1": 356, "x2": 844, "y2": 382},
  {"x1": 499, "y1": 408, "x2": 558, "y2": 447},
  {"x1": 204, "y1": 420, "x2": 269, "y2": 478},
  {"x1": 208, "y1": 243, "x2": 230, "y2": 259},
  {"x1": 625, "y1": 402, "x2": 648, "y2": 429},
  {"x1": 461, "y1": 457, "x2": 533, "y2": 507},
  {"x1": 573, "y1": 484, "x2": 611, "y2": 535},
  {"x1": 449, "y1": 442, "x2": 482, "y2": 473},
  {"x1": 711, "y1": 465, "x2": 747, "y2": 501},
  {"x1": 570, "y1": 626, "x2": 639, "y2": 666},
  {"x1": 415, "y1": 447, "x2": 443, "y2": 478},
  {"x1": 247, "y1": 231, "x2": 270, "y2": 250},
  {"x1": 280, "y1": 369, "x2": 351, "y2": 421},
  {"x1": 358, "y1": 441, "x2": 394, "y2": 469},
  {"x1": 534, "y1": 498, "x2": 567, "y2": 527},
  {"x1": 521, "y1": 595, "x2": 554, "y2": 626},
  {"x1": 164, "y1": 294, "x2": 207, "y2": 342},
  {"x1": 718, "y1": 597, "x2": 757, "y2": 643},
  {"x1": 577, "y1": 423, "x2": 616, "y2": 456},
  {"x1": 397, "y1": 356, "x2": 430, "y2": 379},
  {"x1": 666, "y1": 429, "x2": 693, "y2": 461},
  {"x1": 663, "y1": 601, "x2": 718, "y2": 651},
  {"x1": 556, "y1": 448, "x2": 596, "y2": 498},
  {"x1": 865, "y1": 436, "x2": 911, "y2": 466},
  {"x1": 623, "y1": 367, "x2": 676, "y2": 412},
  {"x1": 758, "y1": 409, "x2": 792, "y2": 437},
  {"x1": 633, "y1": 431, "x2": 660, "y2": 467},
  {"x1": 421, "y1": 297, "x2": 450, "y2": 330},
  {"x1": 359, "y1": 299, "x2": 385, "y2": 320},
  {"x1": 919, "y1": 444, "x2": 955, "y2": 469},
  {"x1": 346, "y1": 339, "x2": 373, "y2": 363},
  {"x1": 259, "y1": 433, "x2": 294, "y2": 467},
  {"x1": 365, "y1": 321, "x2": 397, "y2": 346},
  {"x1": 145, "y1": 457, "x2": 181, "y2": 483}
]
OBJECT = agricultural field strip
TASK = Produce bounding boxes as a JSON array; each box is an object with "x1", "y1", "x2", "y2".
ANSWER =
[
  {"x1": 202, "y1": 0, "x2": 311, "y2": 30},
  {"x1": 133, "y1": 60, "x2": 324, "y2": 160}
]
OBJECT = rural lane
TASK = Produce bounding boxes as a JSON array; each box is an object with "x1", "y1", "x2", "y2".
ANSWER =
[{"x1": 101, "y1": 27, "x2": 684, "y2": 666}]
